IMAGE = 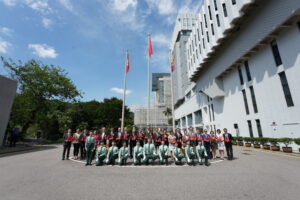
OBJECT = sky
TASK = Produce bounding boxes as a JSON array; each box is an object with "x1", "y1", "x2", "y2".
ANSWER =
[{"x1": 0, "y1": 0, "x2": 202, "y2": 107}]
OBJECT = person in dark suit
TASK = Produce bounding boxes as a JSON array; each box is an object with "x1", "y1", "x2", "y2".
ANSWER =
[
  {"x1": 175, "y1": 128, "x2": 182, "y2": 148},
  {"x1": 62, "y1": 129, "x2": 73, "y2": 160},
  {"x1": 223, "y1": 128, "x2": 234, "y2": 160},
  {"x1": 129, "y1": 127, "x2": 137, "y2": 158}
]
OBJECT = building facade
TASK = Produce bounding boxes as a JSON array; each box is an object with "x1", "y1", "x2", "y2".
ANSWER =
[
  {"x1": 0, "y1": 75, "x2": 17, "y2": 147},
  {"x1": 133, "y1": 73, "x2": 172, "y2": 128},
  {"x1": 170, "y1": 0, "x2": 300, "y2": 141}
]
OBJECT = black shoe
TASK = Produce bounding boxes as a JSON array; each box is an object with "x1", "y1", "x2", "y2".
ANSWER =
[
  {"x1": 62, "y1": 158, "x2": 65, "y2": 160},
  {"x1": 205, "y1": 163, "x2": 211, "y2": 166},
  {"x1": 85, "y1": 163, "x2": 88, "y2": 166}
]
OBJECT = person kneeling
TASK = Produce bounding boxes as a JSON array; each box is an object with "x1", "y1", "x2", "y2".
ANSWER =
[
  {"x1": 159, "y1": 140, "x2": 169, "y2": 165},
  {"x1": 133, "y1": 141, "x2": 143, "y2": 165},
  {"x1": 196, "y1": 140, "x2": 210, "y2": 166},
  {"x1": 96, "y1": 141, "x2": 107, "y2": 166},
  {"x1": 173, "y1": 142, "x2": 184, "y2": 165},
  {"x1": 106, "y1": 141, "x2": 119, "y2": 165},
  {"x1": 185, "y1": 141, "x2": 196, "y2": 166},
  {"x1": 143, "y1": 138, "x2": 158, "y2": 165},
  {"x1": 118, "y1": 141, "x2": 129, "y2": 166}
]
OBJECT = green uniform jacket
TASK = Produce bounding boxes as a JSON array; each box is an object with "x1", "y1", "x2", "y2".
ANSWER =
[
  {"x1": 96, "y1": 146, "x2": 107, "y2": 160},
  {"x1": 118, "y1": 146, "x2": 129, "y2": 162},
  {"x1": 143, "y1": 143, "x2": 157, "y2": 156},
  {"x1": 85, "y1": 136, "x2": 96, "y2": 151},
  {"x1": 107, "y1": 146, "x2": 119, "y2": 161},
  {"x1": 173, "y1": 147, "x2": 183, "y2": 161},
  {"x1": 133, "y1": 146, "x2": 143, "y2": 163},
  {"x1": 185, "y1": 145, "x2": 195, "y2": 163},
  {"x1": 158, "y1": 145, "x2": 169, "y2": 160},
  {"x1": 196, "y1": 144, "x2": 207, "y2": 162}
]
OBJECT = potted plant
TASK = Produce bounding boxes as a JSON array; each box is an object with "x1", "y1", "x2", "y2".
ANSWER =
[
  {"x1": 294, "y1": 138, "x2": 300, "y2": 152},
  {"x1": 260, "y1": 137, "x2": 270, "y2": 150},
  {"x1": 253, "y1": 138, "x2": 261, "y2": 148},
  {"x1": 278, "y1": 138, "x2": 293, "y2": 153},
  {"x1": 269, "y1": 138, "x2": 280, "y2": 151},
  {"x1": 244, "y1": 137, "x2": 252, "y2": 147},
  {"x1": 236, "y1": 136, "x2": 244, "y2": 146},
  {"x1": 232, "y1": 137, "x2": 237, "y2": 145}
]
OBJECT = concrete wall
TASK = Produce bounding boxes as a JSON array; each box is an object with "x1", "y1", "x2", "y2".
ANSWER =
[{"x1": 0, "y1": 75, "x2": 17, "y2": 147}]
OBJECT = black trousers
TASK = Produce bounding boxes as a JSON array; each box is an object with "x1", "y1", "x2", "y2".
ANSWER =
[
  {"x1": 225, "y1": 144, "x2": 233, "y2": 160},
  {"x1": 9, "y1": 135, "x2": 18, "y2": 147},
  {"x1": 80, "y1": 142, "x2": 86, "y2": 159},
  {"x1": 62, "y1": 142, "x2": 71, "y2": 159},
  {"x1": 129, "y1": 141, "x2": 136, "y2": 157},
  {"x1": 204, "y1": 142, "x2": 211, "y2": 159},
  {"x1": 73, "y1": 143, "x2": 80, "y2": 157}
]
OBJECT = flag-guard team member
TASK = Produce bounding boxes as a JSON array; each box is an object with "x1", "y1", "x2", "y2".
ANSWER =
[
  {"x1": 216, "y1": 129, "x2": 225, "y2": 160},
  {"x1": 210, "y1": 131, "x2": 218, "y2": 160},
  {"x1": 168, "y1": 131, "x2": 176, "y2": 160},
  {"x1": 133, "y1": 141, "x2": 143, "y2": 165},
  {"x1": 72, "y1": 129, "x2": 81, "y2": 160},
  {"x1": 175, "y1": 128, "x2": 182, "y2": 148},
  {"x1": 106, "y1": 141, "x2": 119, "y2": 165},
  {"x1": 116, "y1": 128, "x2": 123, "y2": 148},
  {"x1": 62, "y1": 129, "x2": 73, "y2": 160},
  {"x1": 79, "y1": 129, "x2": 87, "y2": 160},
  {"x1": 143, "y1": 138, "x2": 158, "y2": 165},
  {"x1": 96, "y1": 140, "x2": 107, "y2": 166},
  {"x1": 85, "y1": 131, "x2": 96, "y2": 166},
  {"x1": 173, "y1": 142, "x2": 184, "y2": 165},
  {"x1": 196, "y1": 140, "x2": 210, "y2": 166},
  {"x1": 202, "y1": 129, "x2": 212, "y2": 159},
  {"x1": 223, "y1": 128, "x2": 233, "y2": 160},
  {"x1": 185, "y1": 140, "x2": 196, "y2": 166},
  {"x1": 138, "y1": 128, "x2": 144, "y2": 147},
  {"x1": 158, "y1": 140, "x2": 169, "y2": 165},
  {"x1": 108, "y1": 128, "x2": 115, "y2": 147},
  {"x1": 118, "y1": 141, "x2": 129, "y2": 166}
]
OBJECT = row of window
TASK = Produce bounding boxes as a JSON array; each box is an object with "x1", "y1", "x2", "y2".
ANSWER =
[
  {"x1": 242, "y1": 86, "x2": 258, "y2": 115},
  {"x1": 247, "y1": 119, "x2": 263, "y2": 138}
]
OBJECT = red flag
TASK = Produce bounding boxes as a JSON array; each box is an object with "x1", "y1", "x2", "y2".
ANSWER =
[
  {"x1": 170, "y1": 54, "x2": 175, "y2": 72},
  {"x1": 148, "y1": 35, "x2": 153, "y2": 57},
  {"x1": 126, "y1": 51, "x2": 130, "y2": 73}
]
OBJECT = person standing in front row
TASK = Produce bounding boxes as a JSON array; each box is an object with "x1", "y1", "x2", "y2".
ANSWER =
[
  {"x1": 62, "y1": 129, "x2": 72, "y2": 160},
  {"x1": 216, "y1": 129, "x2": 225, "y2": 160},
  {"x1": 223, "y1": 128, "x2": 233, "y2": 160},
  {"x1": 72, "y1": 129, "x2": 81, "y2": 160},
  {"x1": 85, "y1": 131, "x2": 96, "y2": 166},
  {"x1": 79, "y1": 129, "x2": 87, "y2": 160}
]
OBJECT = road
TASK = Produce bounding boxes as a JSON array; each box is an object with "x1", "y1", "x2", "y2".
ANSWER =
[{"x1": 0, "y1": 145, "x2": 299, "y2": 200}]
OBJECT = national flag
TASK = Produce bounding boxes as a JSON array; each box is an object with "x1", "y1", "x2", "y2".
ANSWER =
[
  {"x1": 170, "y1": 54, "x2": 175, "y2": 72},
  {"x1": 126, "y1": 50, "x2": 130, "y2": 73},
  {"x1": 148, "y1": 35, "x2": 153, "y2": 57}
]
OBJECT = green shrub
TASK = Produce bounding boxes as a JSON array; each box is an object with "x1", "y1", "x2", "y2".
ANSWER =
[
  {"x1": 269, "y1": 138, "x2": 279, "y2": 146},
  {"x1": 278, "y1": 138, "x2": 293, "y2": 147},
  {"x1": 252, "y1": 137, "x2": 260, "y2": 144},
  {"x1": 294, "y1": 138, "x2": 300, "y2": 146},
  {"x1": 243, "y1": 137, "x2": 251, "y2": 143},
  {"x1": 260, "y1": 137, "x2": 270, "y2": 145},
  {"x1": 236, "y1": 136, "x2": 243, "y2": 142}
]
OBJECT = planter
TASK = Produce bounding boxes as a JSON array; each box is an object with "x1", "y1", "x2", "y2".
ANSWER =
[
  {"x1": 282, "y1": 147, "x2": 292, "y2": 153},
  {"x1": 245, "y1": 143, "x2": 251, "y2": 147},
  {"x1": 238, "y1": 142, "x2": 244, "y2": 146},
  {"x1": 271, "y1": 146, "x2": 280, "y2": 151},
  {"x1": 254, "y1": 144, "x2": 261, "y2": 148},
  {"x1": 232, "y1": 141, "x2": 237, "y2": 145},
  {"x1": 263, "y1": 145, "x2": 270, "y2": 150}
]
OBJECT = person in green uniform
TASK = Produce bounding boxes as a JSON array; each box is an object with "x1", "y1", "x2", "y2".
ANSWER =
[
  {"x1": 185, "y1": 140, "x2": 195, "y2": 166},
  {"x1": 196, "y1": 140, "x2": 210, "y2": 166},
  {"x1": 95, "y1": 140, "x2": 107, "y2": 166},
  {"x1": 85, "y1": 131, "x2": 96, "y2": 166},
  {"x1": 158, "y1": 140, "x2": 169, "y2": 165},
  {"x1": 118, "y1": 141, "x2": 129, "y2": 166},
  {"x1": 173, "y1": 142, "x2": 184, "y2": 165},
  {"x1": 106, "y1": 141, "x2": 119, "y2": 165},
  {"x1": 143, "y1": 138, "x2": 158, "y2": 165},
  {"x1": 133, "y1": 141, "x2": 143, "y2": 165}
]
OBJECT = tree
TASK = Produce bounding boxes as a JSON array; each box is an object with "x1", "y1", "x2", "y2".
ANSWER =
[
  {"x1": 1, "y1": 57, "x2": 81, "y2": 138},
  {"x1": 163, "y1": 107, "x2": 172, "y2": 125}
]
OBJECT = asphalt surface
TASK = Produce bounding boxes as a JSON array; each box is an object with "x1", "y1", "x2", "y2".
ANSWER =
[{"x1": 0, "y1": 145, "x2": 299, "y2": 200}]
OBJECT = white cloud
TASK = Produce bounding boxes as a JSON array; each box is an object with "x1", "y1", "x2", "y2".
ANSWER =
[
  {"x1": 25, "y1": 0, "x2": 52, "y2": 14},
  {"x1": 58, "y1": 0, "x2": 73, "y2": 12},
  {"x1": 0, "y1": 0, "x2": 16, "y2": 6},
  {"x1": 28, "y1": 44, "x2": 58, "y2": 58},
  {"x1": 146, "y1": 0, "x2": 176, "y2": 15},
  {"x1": 110, "y1": 87, "x2": 132, "y2": 95},
  {"x1": 152, "y1": 33, "x2": 170, "y2": 47},
  {"x1": 111, "y1": 0, "x2": 137, "y2": 11},
  {"x1": 42, "y1": 17, "x2": 53, "y2": 29},
  {"x1": 0, "y1": 38, "x2": 11, "y2": 54},
  {"x1": 0, "y1": 27, "x2": 14, "y2": 36}
]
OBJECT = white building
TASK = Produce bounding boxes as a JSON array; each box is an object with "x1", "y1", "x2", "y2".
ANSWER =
[
  {"x1": 170, "y1": 0, "x2": 300, "y2": 141},
  {"x1": 133, "y1": 73, "x2": 172, "y2": 128}
]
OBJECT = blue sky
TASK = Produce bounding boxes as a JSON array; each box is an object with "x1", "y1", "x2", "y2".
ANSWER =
[{"x1": 0, "y1": 0, "x2": 202, "y2": 107}]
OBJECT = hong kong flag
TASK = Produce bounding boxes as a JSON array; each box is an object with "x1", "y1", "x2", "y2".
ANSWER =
[
  {"x1": 126, "y1": 51, "x2": 130, "y2": 73},
  {"x1": 148, "y1": 35, "x2": 153, "y2": 57}
]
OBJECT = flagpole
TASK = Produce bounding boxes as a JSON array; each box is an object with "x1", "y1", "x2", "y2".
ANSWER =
[
  {"x1": 169, "y1": 50, "x2": 175, "y2": 132},
  {"x1": 147, "y1": 34, "x2": 151, "y2": 128},
  {"x1": 121, "y1": 49, "x2": 128, "y2": 133}
]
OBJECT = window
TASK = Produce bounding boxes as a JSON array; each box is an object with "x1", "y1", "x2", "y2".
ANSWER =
[
  {"x1": 194, "y1": 110, "x2": 202, "y2": 124},
  {"x1": 194, "y1": 35, "x2": 197, "y2": 47},
  {"x1": 238, "y1": 66, "x2": 244, "y2": 85},
  {"x1": 208, "y1": 105, "x2": 212, "y2": 122},
  {"x1": 244, "y1": 61, "x2": 252, "y2": 81},
  {"x1": 242, "y1": 89, "x2": 250, "y2": 115},
  {"x1": 204, "y1": 14, "x2": 207, "y2": 28},
  {"x1": 187, "y1": 114, "x2": 193, "y2": 126},
  {"x1": 208, "y1": 6, "x2": 212, "y2": 20},
  {"x1": 214, "y1": 0, "x2": 218, "y2": 11},
  {"x1": 211, "y1": 104, "x2": 215, "y2": 121},
  {"x1": 158, "y1": 80, "x2": 164, "y2": 104},
  {"x1": 181, "y1": 117, "x2": 186, "y2": 128},
  {"x1": 216, "y1": 14, "x2": 220, "y2": 27},
  {"x1": 193, "y1": 54, "x2": 195, "y2": 63},
  {"x1": 189, "y1": 44, "x2": 192, "y2": 55},
  {"x1": 200, "y1": 22, "x2": 204, "y2": 35},
  {"x1": 247, "y1": 120, "x2": 254, "y2": 138},
  {"x1": 211, "y1": 24, "x2": 215, "y2": 35},
  {"x1": 203, "y1": 38, "x2": 205, "y2": 49},
  {"x1": 271, "y1": 40, "x2": 283, "y2": 66},
  {"x1": 206, "y1": 31, "x2": 209, "y2": 43},
  {"x1": 249, "y1": 86, "x2": 258, "y2": 113},
  {"x1": 255, "y1": 119, "x2": 263, "y2": 138},
  {"x1": 279, "y1": 71, "x2": 294, "y2": 107},
  {"x1": 232, "y1": 0, "x2": 236, "y2": 5},
  {"x1": 196, "y1": 50, "x2": 198, "y2": 59},
  {"x1": 198, "y1": 44, "x2": 201, "y2": 54},
  {"x1": 222, "y1": 3, "x2": 228, "y2": 17},
  {"x1": 197, "y1": 28, "x2": 200, "y2": 41}
]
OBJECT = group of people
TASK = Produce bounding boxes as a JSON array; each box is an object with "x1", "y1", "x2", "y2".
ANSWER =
[{"x1": 62, "y1": 127, "x2": 234, "y2": 166}]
